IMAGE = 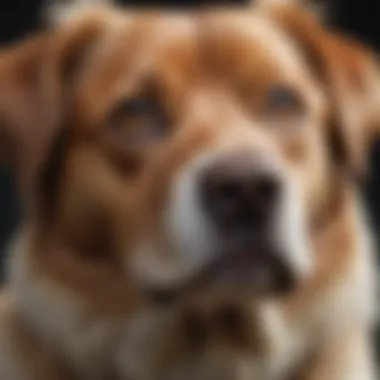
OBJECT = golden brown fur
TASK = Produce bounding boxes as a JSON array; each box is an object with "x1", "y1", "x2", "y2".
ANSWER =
[{"x1": 0, "y1": 1, "x2": 379, "y2": 379}]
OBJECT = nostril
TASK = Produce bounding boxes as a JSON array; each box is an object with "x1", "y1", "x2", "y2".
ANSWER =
[
  {"x1": 207, "y1": 180, "x2": 244, "y2": 225},
  {"x1": 253, "y1": 175, "x2": 280, "y2": 205},
  {"x1": 217, "y1": 181, "x2": 241, "y2": 202},
  {"x1": 200, "y1": 173, "x2": 244, "y2": 226}
]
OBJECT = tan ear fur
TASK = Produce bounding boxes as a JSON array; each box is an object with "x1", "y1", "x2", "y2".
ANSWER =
[
  {"x1": 266, "y1": 5, "x2": 380, "y2": 176},
  {"x1": 0, "y1": 17, "x2": 105, "y2": 197}
]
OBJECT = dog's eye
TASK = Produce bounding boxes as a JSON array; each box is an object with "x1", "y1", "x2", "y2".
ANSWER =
[
  {"x1": 108, "y1": 98, "x2": 167, "y2": 145},
  {"x1": 265, "y1": 86, "x2": 303, "y2": 114},
  {"x1": 263, "y1": 86, "x2": 306, "y2": 134}
]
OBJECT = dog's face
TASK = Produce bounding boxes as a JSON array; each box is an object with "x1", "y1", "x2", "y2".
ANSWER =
[
  {"x1": 129, "y1": 10, "x2": 325, "y2": 293},
  {"x1": 1, "y1": 4, "x2": 379, "y2": 299}
]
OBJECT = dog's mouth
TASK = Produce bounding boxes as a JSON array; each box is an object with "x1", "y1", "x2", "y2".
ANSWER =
[
  {"x1": 196, "y1": 230, "x2": 296, "y2": 295},
  {"x1": 147, "y1": 231, "x2": 296, "y2": 306}
]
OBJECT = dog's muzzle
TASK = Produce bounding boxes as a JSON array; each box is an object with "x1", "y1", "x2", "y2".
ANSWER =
[{"x1": 196, "y1": 151, "x2": 296, "y2": 294}]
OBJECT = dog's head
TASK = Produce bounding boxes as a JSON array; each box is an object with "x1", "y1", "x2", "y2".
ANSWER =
[{"x1": 1, "y1": 3, "x2": 379, "y2": 300}]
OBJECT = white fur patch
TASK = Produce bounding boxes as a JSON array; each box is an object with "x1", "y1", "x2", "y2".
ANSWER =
[
  {"x1": 6, "y1": 229, "x2": 124, "y2": 379},
  {"x1": 272, "y1": 178, "x2": 314, "y2": 281},
  {"x1": 130, "y1": 153, "x2": 218, "y2": 289},
  {"x1": 250, "y1": 194, "x2": 379, "y2": 379}
]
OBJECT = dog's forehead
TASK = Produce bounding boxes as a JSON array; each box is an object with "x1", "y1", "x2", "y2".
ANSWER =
[
  {"x1": 82, "y1": 10, "x2": 305, "y2": 78},
  {"x1": 72, "y1": 10, "x2": 312, "y2": 126},
  {"x1": 198, "y1": 12, "x2": 309, "y2": 84},
  {"x1": 96, "y1": 13, "x2": 197, "y2": 68}
]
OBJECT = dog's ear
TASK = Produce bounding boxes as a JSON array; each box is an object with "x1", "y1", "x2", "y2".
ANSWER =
[
  {"x1": 0, "y1": 16, "x2": 105, "y2": 197},
  {"x1": 252, "y1": 0, "x2": 327, "y2": 19},
  {"x1": 267, "y1": 6, "x2": 380, "y2": 177}
]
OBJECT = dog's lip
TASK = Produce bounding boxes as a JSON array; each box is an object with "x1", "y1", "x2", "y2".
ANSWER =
[
  {"x1": 200, "y1": 245, "x2": 271, "y2": 287},
  {"x1": 145, "y1": 237, "x2": 271, "y2": 305},
  {"x1": 146, "y1": 231, "x2": 295, "y2": 306},
  {"x1": 195, "y1": 231, "x2": 296, "y2": 294},
  {"x1": 208, "y1": 232, "x2": 266, "y2": 274}
]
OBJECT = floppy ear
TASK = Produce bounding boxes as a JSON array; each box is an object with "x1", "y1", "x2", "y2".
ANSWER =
[
  {"x1": 267, "y1": 5, "x2": 380, "y2": 177},
  {"x1": 0, "y1": 16, "x2": 104, "y2": 198}
]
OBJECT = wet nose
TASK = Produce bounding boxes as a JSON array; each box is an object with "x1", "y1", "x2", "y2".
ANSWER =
[{"x1": 200, "y1": 154, "x2": 281, "y2": 230}]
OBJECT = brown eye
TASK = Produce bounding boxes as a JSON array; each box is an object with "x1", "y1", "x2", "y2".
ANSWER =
[
  {"x1": 108, "y1": 98, "x2": 167, "y2": 145},
  {"x1": 262, "y1": 86, "x2": 307, "y2": 136},
  {"x1": 265, "y1": 86, "x2": 304, "y2": 114}
]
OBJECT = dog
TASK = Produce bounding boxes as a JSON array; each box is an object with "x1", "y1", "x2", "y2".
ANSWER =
[{"x1": 0, "y1": 0, "x2": 379, "y2": 379}]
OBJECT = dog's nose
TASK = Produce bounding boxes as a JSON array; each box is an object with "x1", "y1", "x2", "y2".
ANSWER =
[{"x1": 200, "y1": 154, "x2": 281, "y2": 229}]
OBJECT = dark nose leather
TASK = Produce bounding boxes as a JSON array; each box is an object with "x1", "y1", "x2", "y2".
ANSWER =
[{"x1": 200, "y1": 153, "x2": 281, "y2": 230}]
